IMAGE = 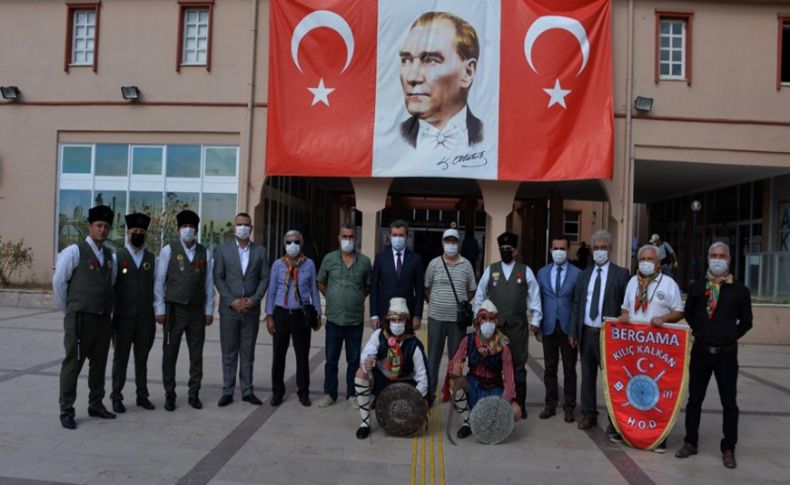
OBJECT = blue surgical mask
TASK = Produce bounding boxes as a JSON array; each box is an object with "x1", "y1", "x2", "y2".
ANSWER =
[
  {"x1": 480, "y1": 322, "x2": 496, "y2": 338},
  {"x1": 639, "y1": 261, "x2": 656, "y2": 276},
  {"x1": 709, "y1": 259, "x2": 729, "y2": 276},
  {"x1": 391, "y1": 236, "x2": 406, "y2": 251}
]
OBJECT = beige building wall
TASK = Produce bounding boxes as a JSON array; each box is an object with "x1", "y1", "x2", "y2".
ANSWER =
[{"x1": 1, "y1": 0, "x2": 790, "y2": 285}]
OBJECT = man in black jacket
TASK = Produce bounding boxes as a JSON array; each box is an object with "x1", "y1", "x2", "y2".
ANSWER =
[{"x1": 675, "y1": 242, "x2": 752, "y2": 469}]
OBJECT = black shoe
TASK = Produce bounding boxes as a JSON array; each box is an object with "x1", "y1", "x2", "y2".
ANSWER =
[
  {"x1": 539, "y1": 406, "x2": 556, "y2": 419},
  {"x1": 88, "y1": 407, "x2": 117, "y2": 419},
  {"x1": 136, "y1": 397, "x2": 155, "y2": 410},
  {"x1": 164, "y1": 396, "x2": 176, "y2": 412},
  {"x1": 218, "y1": 394, "x2": 234, "y2": 407},
  {"x1": 112, "y1": 399, "x2": 126, "y2": 414},
  {"x1": 299, "y1": 395, "x2": 312, "y2": 407},
  {"x1": 60, "y1": 414, "x2": 76, "y2": 430},
  {"x1": 457, "y1": 424, "x2": 472, "y2": 439},
  {"x1": 356, "y1": 425, "x2": 370, "y2": 440},
  {"x1": 564, "y1": 409, "x2": 575, "y2": 423},
  {"x1": 242, "y1": 393, "x2": 263, "y2": 406},
  {"x1": 606, "y1": 423, "x2": 623, "y2": 443},
  {"x1": 188, "y1": 396, "x2": 203, "y2": 409},
  {"x1": 270, "y1": 395, "x2": 283, "y2": 407}
]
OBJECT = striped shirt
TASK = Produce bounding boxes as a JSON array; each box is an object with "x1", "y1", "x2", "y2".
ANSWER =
[{"x1": 424, "y1": 255, "x2": 477, "y2": 322}]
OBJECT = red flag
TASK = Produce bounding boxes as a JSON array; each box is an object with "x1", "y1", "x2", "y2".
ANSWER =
[
  {"x1": 266, "y1": 0, "x2": 378, "y2": 177},
  {"x1": 602, "y1": 320, "x2": 691, "y2": 450},
  {"x1": 499, "y1": 0, "x2": 613, "y2": 181}
]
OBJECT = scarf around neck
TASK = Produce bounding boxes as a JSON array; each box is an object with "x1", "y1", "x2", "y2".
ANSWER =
[
  {"x1": 382, "y1": 332, "x2": 405, "y2": 380},
  {"x1": 705, "y1": 271, "x2": 734, "y2": 319},
  {"x1": 282, "y1": 255, "x2": 306, "y2": 305},
  {"x1": 475, "y1": 329, "x2": 508, "y2": 357},
  {"x1": 634, "y1": 271, "x2": 661, "y2": 313}
]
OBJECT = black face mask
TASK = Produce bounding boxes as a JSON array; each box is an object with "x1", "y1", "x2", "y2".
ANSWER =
[
  {"x1": 130, "y1": 233, "x2": 146, "y2": 248},
  {"x1": 500, "y1": 248, "x2": 514, "y2": 263}
]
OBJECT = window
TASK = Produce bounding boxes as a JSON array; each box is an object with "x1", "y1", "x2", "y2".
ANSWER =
[
  {"x1": 779, "y1": 15, "x2": 790, "y2": 89},
  {"x1": 57, "y1": 143, "x2": 239, "y2": 253},
  {"x1": 177, "y1": 2, "x2": 213, "y2": 71},
  {"x1": 563, "y1": 211, "x2": 580, "y2": 242},
  {"x1": 655, "y1": 12, "x2": 693, "y2": 85},
  {"x1": 65, "y1": 4, "x2": 100, "y2": 72}
]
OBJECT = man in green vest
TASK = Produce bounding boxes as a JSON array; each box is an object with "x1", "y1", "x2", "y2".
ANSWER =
[
  {"x1": 111, "y1": 212, "x2": 157, "y2": 413},
  {"x1": 155, "y1": 209, "x2": 215, "y2": 412},
  {"x1": 472, "y1": 232, "x2": 542, "y2": 419},
  {"x1": 53, "y1": 205, "x2": 118, "y2": 429}
]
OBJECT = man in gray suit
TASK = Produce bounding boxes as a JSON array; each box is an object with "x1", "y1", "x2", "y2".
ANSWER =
[
  {"x1": 214, "y1": 213, "x2": 270, "y2": 407},
  {"x1": 570, "y1": 229, "x2": 630, "y2": 436}
]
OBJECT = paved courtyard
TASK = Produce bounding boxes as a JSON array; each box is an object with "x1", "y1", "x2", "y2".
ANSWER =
[{"x1": 0, "y1": 304, "x2": 788, "y2": 485}]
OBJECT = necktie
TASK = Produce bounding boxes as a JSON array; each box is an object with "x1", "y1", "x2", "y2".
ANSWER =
[
  {"x1": 589, "y1": 268, "x2": 602, "y2": 321},
  {"x1": 555, "y1": 265, "x2": 563, "y2": 295},
  {"x1": 396, "y1": 252, "x2": 402, "y2": 279}
]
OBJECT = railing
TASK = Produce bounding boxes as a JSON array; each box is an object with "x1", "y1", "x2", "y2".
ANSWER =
[{"x1": 744, "y1": 252, "x2": 790, "y2": 302}]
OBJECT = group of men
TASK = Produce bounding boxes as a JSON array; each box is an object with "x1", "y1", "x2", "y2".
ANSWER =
[{"x1": 54, "y1": 210, "x2": 752, "y2": 468}]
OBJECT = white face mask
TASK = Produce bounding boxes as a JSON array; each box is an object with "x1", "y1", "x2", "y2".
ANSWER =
[
  {"x1": 551, "y1": 249, "x2": 567, "y2": 265},
  {"x1": 180, "y1": 227, "x2": 196, "y2": 243},
  {"x1": 639, "y1": 261, "x2": 656, "y2": 276},
  {"x1": 340, "y1": 239, "x2": 355, "y2": 253},
  {"x1": 593, "y1": 250, "x2": 608, "y2": 265},
  {"x1": 390, "y1": 236, "x2": 406, "y2": 251},
  {"x1": 443, "y1": 243, "x2": 458, "y2": 257},
  {"x1": 709, "y1": 258, "x2": 729, "y2": 276},
  {"x1": 480, "y1": 322, "x2": 496, "y2": 338},
  {"x1": 285, "y1": 243, "x2": 300, "y2": 257},
  {"x1": 234, "y1": 225, "x2": 251, "y2": 240},
  {"x1": 389, "y1": 322, "x2": 406, "y2": 336}
]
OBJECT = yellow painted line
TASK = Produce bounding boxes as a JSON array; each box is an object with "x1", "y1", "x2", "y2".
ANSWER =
[
  {"x1": 410, "y1": 432, "x2": 418, "y2": 485},
  {"x1": 437, "y1": 405, "x2": 446, "y2": 485},
  {"x1": 430, "y1": 405, "x2": 435, "y2": 485},
  {"x1": 421, "y1": 415, "x2": 427, "y2": 485}
]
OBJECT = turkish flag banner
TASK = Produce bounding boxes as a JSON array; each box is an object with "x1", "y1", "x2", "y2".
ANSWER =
[
  {"x1": 266, "y1": 0, "x2": 378, "y2": 177},
  {"x1": 601, "y1": 320, "x2": 691, "y2": 451},
  {"x1": 266, "y1": 0, "x2": 613, "y2": 181}
]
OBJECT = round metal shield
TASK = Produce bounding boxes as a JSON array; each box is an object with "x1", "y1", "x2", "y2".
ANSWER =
[
  {"x1": 469, "y1": 396, "x2": 514, "y2": 444},
  {"x1": 375, "y1": 383, "x2": 426, "y2": 437}
]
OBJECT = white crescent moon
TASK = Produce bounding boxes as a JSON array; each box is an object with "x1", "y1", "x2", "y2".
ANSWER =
[
  {"x1": 291, "y1": 10, "x2": 355, "y2": 74},
  {"x1": 524, "y1": 15, "x2": 590, "y2": 76},
  {"x1": 636, "y1": 357, "x2": 649, "y2": 373}
]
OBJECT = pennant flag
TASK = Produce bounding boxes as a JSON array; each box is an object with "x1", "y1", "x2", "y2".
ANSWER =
[
  {"x1": 266, "y1": 0, "x2": 613, "y2": 181},
  {"x1": 602, "y1": 320, "x2": 692, "y2": 450}
]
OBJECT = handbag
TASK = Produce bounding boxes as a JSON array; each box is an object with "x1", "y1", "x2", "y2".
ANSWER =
[
  {"x1": 441, "y1": 256, "x2": 473, "y2": 328},
  {"x1": 302, "y1": 303, "x2": 319, "y2": 330}
]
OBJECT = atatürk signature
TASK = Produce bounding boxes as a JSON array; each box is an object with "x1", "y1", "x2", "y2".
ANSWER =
[{"x1": 435, "y1": 151, "x2": 488, "y2": 171}]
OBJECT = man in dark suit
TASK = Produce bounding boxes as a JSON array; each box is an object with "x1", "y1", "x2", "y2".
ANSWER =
[
  {"x1": 536, "y1": 235, "x2": 581, "y2": 423},
  {"x1": 570, "y1": 229, "x2": 630, "y2": 435},
  {"x1": 398, "y1": 11, "x2": 483, "y2": 151},
  {"x1": 214, "y1": 213, "x2": 270, "y2": 407},
  {"x1": 370, "y1": 220, "x2": 424, "y2": 331}
]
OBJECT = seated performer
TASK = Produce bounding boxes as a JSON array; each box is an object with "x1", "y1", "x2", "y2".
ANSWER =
[
  {"x1": 448, "y1": 299, "x2": 521, "y2": 438},
  {"x1": 355, "y1": 297, "x2": 428, "y2": 439}
]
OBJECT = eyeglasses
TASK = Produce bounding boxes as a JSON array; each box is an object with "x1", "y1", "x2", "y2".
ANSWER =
[{"x1": 285, "y1": 240, "x2": 301, "y2": 246}]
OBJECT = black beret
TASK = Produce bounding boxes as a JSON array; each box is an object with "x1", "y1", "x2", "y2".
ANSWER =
[
  {"x1": 176, "y1": 209, "x2": 200, "y2": 227},
  {"x1": 88, "y1": 205, "x2": 114, "y2": 224},
  {"x1": 125, "y1": 212, "x2": 151, "y2": 230},
  {"x1": 497, "y1": 232, "x2": 518, "y2": 247}
]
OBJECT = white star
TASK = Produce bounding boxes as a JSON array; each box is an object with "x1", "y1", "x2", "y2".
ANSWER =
[
  {"x1": 543, "y1": 79, "x2": 571, "y2": 109},
  {"x1": 307, "y1": 78, "x2": 335, "y2": 107}
]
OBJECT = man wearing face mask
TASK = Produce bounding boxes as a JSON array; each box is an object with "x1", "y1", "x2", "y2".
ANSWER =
[
  {"x1": 370, "y1": 220, "x2": 425, "y2": 331},
  {"x1": 423, "y1": 228, "x2": 477, "y2": 405},
  {"x1": 316, "y1": 224, "x2": 372, "y2": 408},
  {"x1": 473, "y1": 232, "x2": 542, "y2": 420},
  {"x1": 354, "y1": 297, "x2": 428, "y2": 439},
  {"x1": 675, "y1": 242, "x2": 751, "y2": 469},
  {"x1": 570, "y1": 229, "x2": 630, "y2": 435},
  {"x1": 213, "y1": 213, "x2": 270, "y2": 408},
  {"x1": 536, "y1": 235, "x2": 581, "y2": 423},
  {"x1": 619, "y1": 244, "x2": 684, "y2": 452},
  {"x1": 154, "y1": 209, "x2": 215, "y2": 412},
  {"x1": 110, "y1": 213, "x2": 157, "y2": 413},
  {"x1": 447, "y1": 300, "x2": 520, "y2": 439},
  {"x1": 266, "y1": 229, "x2": 322, "y2": 407}
]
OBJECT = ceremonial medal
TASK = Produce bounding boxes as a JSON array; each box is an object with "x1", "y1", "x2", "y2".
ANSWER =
[
  {"x1": 142, "y1": 262, "x2": 151, "y2": 271},
  {"x1": 121, "y1": 260, "x2": 128, "y2": 274},
  {"x1": 176, "y1": 254, "x2": 184, "y2": 261},
  {"x1": 122, "y1": 268, "x2": 128, "y2": 274}
]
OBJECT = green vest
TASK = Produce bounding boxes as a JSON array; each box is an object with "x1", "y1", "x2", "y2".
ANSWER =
[
  {"x1": 66, "y1": 241, "x2": 114, "y2": 315},
  {"x1": 486, "y1": 261, "x2": 529, "y2": 329},
  {"x1": 165, "y1": 239, "x2": 208, "y2": 307},
  {"x1": 114, "y1": 247, "x2": 155, "y2": 319}
]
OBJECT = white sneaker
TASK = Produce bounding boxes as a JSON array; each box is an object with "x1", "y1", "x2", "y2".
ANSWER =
[
  {"x1": 348, "y1": 396, "x2": 359, "y2": 409},
  {"x1": 317, "y1": 395, "x2": 336, "y2": 408}
]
